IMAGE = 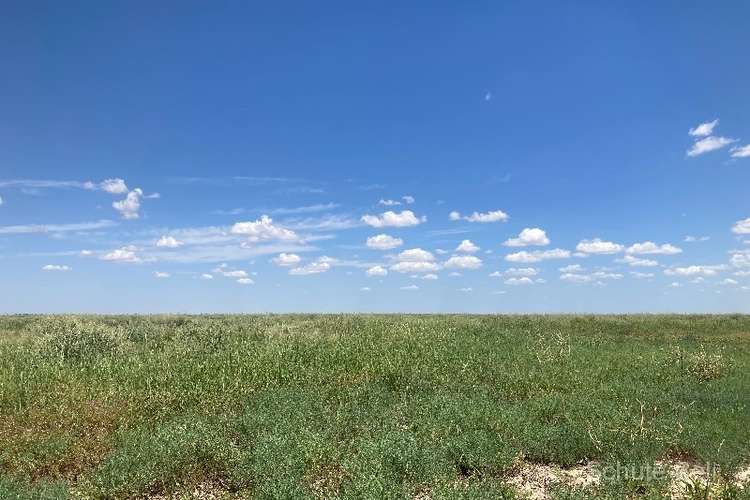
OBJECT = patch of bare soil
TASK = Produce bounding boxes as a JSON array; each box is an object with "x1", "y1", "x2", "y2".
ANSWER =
[
  {"x1": 503, "y1": 461, "x2": 600, "y2": 500},
  {"x1": 144, "y1": 480, "x2": 236, "y2": 499},
  {"x1": 502, "y1": 460, "x2": 749, "y2": 499}
]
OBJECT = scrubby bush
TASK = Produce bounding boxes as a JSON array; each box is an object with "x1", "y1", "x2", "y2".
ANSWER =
[{"x1": 686, "y1": 345, "x2": 728, "y2": 382}]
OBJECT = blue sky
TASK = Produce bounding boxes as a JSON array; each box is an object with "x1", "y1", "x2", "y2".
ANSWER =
[{"x1": 1, "y1": 1, "x2": 749, "y2": 313}]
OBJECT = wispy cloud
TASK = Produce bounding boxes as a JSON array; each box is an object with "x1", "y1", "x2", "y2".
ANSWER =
[
  {"x1": 687, "y1": 136, "x2": 736, "y2": 157},
  {"x1": 0, "y1": 179, "x2": 94, "y2": 190},
  {"x1": 689, "y1": 119, "x2": 719, "y2": 137},
  {"x1": 0, "y1": 220, "x2": 117, "y2": 235},
  {"x1": 213, "y1": 203, "x2": 340, "y2": 216}
]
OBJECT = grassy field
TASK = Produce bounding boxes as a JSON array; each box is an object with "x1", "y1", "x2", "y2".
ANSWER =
[{"x1": 1, "y1": 315, "x2": 749, "y2": 499}]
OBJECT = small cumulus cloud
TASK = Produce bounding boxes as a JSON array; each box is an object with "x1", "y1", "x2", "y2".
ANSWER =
[
  {"x1": 366, "y1": 265, "x2": 388, "y2": 277},
  {"x1": 505, "y1": 249, "x2": 571, "y2": 263},
  {"x1": 505, "y1": 277, "x2": 535, "y2": 286},
  {"x1": 688, "y1": 136, "x2": 736, "y2": 157},
  {"x1": 42, "y1": 264, "x2": 71, "y2": 271},
  {"x1": 366, "y1": 234, "x2": 403, "y2": 250},
  {"x1": 617, "y1": 255, "x2": 659, "y2": 267},
  {"x1": 444, "y1": 255, "x2": 482, "y2": 270},
  {"x1": 626, "y1": 241, "x2": 681, "y2": 255},
  {"x1": 156, "y1": 236, "x2": 184, "y2": 248},
  {"x1": 361, "y1": 210, "x2": 424, "y2": 228},
  {"x1": 101, "y1": 246, "x2": 141, "y2": 263},
  {"x1": 231, "y1": 216, "x2": 298, "y2": 243},
  {"x1": 455, "y1": 240, "x2": 480, "y2": 253},
  {"x1": 112, "y1": 188, "x2": 144, "y2": 219},
  {"x1": 664, "y1": 265, "x2": 726, "y2": 277},
  {"x1": 272, "y1": 253, "x2": 302, "y2": 267},
  {"x1": 732, "y1": 218, "x2": 750, "y2": 235},
  {"x1": 576, "y1": 238, "x2": 624, "y2": 255},
  {"x1": 289, "y1": 257, "x2": 332, "y2": 276},
  {"x1": 450, "y1": 210, "x2": 509, "y2": 223},
  {"x1": 503, "y1": 228, "x2": 550, "y2": 247},
  {"x1": 689, "y1": 119, "x2": 719, "y2": 137},
  {"x1": 99, "y1": 178, "x2": 129, "y2": 194}
]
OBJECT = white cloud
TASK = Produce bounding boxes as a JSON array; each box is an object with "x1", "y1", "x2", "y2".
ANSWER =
[
  {"x1": 272, "y1": 253, "x2": 302, "y2": 266},
  {"x1": 154, "y1": 271, "x2": 170, "y2": 278},
  {"x1": 687, "y1": 136, "x2": 736, "y2": 157},
  {"x1": 444, "y1": 255, "x2": 482, "y2": 270},
  {"x1": 360, "y1": 286, "x2": 371, "y2": 292},
  {"x1": 237, "y1": 278, "x2": 255, "y2": 285},
  {"x1": 222, "y1": 270, "x2": 248, "y2": 278},
  {"x1": 689, "y1": 119, "x2": 719, "y2": 137},
  {"x1": 451, "y1": 209, "x2": 509, "y2": 223},
  {"x1": 559, "y1": 264, "x2": 583, "y2": 273},
  {"x1": 201, "y1": 273, "x2": 214, "y2": 280},
  {"x1": 631, "y1": 272, "x2": 655, "y2": 279},
  {"x1": 720, "y1": 278, "x2": 738, "y2": 286},
  {"x1": 0, "y1": 195, "x2": 3, "y2": 206},
  {"x1": 390, "y1": 261, "x2": 441, "y2": 273},
  {"x1": 626, "y1": 241, "x2": 681, "y2": 255},
  {"x1": 100, "y1": 178, "x2": 129, "y2": 194},
  {"x1": 505, "y1": 248, "x2": 571, "y2": 263},
  {"x1": 361, "y1": 210, "x2": 424, "y2": 228},
  {"x1": 576, "y1": 238, "x2": 624, "y2": 254},
  {"x1": 366, "y1": 265, "x2": 388, "y2": 277},
  {"x1": 664, "y1": 265, "x2": 726, "y2": 277},
  {"x1": 156, "y1": 236, "x2": 184, "y2": 248},
  {"x1": 731, "y1": 144, "x2": 750, "y2": 158},
  {"x1": 397, "y1": 248, "x2": 435, "y2": 262},
  {"x1": 400, "y1": 284, "x2": 419, "y2": 290},
  {"x1": 668, "y1": 282, "x2": 681, "y2": 288},
  {"x1": 455, "y1": 240, "x2": 480, "y2": 253},
  {"x1": 505, "y1": 277, "x2": 534, "y2": 286},
  {"x1": 231, "y1": 215, "x2": 298, "y2": 242},
  {"x1": 560, "y1": 273, "x2": 592, "y2": 284},
  {"x1": 730, "y1": 250, "x2": 750, "y2": 268},
  {"x1": 503, "y1": 228, "x2": 550, "y2": 247},
  {"x1": 618, "y1": 255, "x2": 659, "y2": 267},
  {"x1": 503, "y1": 267, "x2": 539, "y2": 277},
  {"x1": 289, "y1": 258, "x2": 331, "y2": 275},
  {"x1": 732, "y1": 218, "x2": 750, "y2": 235},
  {"x1": 592, "y1": 271, "x2": 623, "y2": 280},
  {"x1": 112, "y1": 188, "x2": 143, "y2": 219},
  {"x1": 366, "y1": 234, "x2": 403, "y2": 250},
  {"x1": 378, "y1": 199, "x2": 401, "y2": 206},
  {"x1": 402, "y1": 195, "x2": 415, "y2": 204},
  {"x1": 421, "y1": 273, "x2": 438, "y2": 280},
  {"x1": 560, "y1": 270, "x2": 622, "y2": 283},
  {"x1": 79, "y1": 250, "x2": 93, "y2": 257},
  {"x1": 458, "y1": 287, "x2": 473, "y2": 292},
  {"x1": 42, "y1": 264, "x2": 71, "y2": 271},
  {"x1": 0, "y1": 219, "x2": 117, "y2": 235},
  {"x1": 101, "y1": 246, "x2": 140, "y2": 263}
]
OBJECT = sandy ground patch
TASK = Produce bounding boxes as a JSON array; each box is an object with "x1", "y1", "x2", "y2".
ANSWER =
[{"x1": 504, "y1": 462, "x2": 600, "y2": 499}]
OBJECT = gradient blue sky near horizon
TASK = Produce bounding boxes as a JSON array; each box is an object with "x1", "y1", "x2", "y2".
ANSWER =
[{"x1": 1, "y1": 1, "x2": 749, "y2": 313}]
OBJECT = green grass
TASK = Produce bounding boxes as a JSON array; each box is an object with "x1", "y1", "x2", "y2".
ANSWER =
[{"x1": 0, "y1": 315, "x2": 749, "y2": 499}]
